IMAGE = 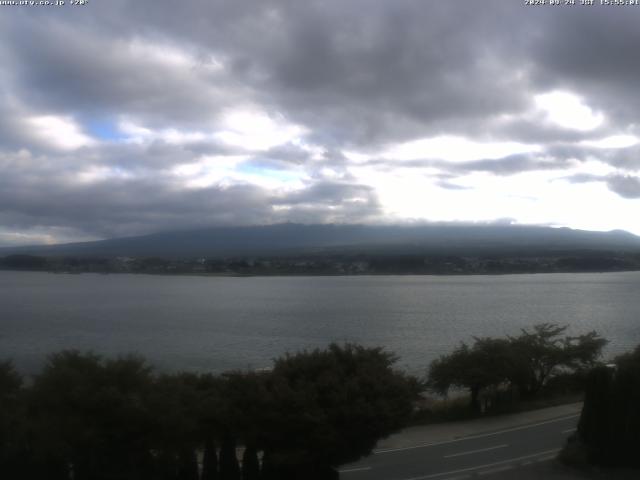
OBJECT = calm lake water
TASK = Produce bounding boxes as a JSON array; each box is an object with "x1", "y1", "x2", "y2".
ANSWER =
[{"x1": 1, "y1": 270, "x2": 639, "y2": 375}]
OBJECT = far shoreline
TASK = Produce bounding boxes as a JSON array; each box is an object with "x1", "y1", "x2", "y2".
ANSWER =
[{"x1": 2, "y1": 267, "x2": 640, "y2": 278}]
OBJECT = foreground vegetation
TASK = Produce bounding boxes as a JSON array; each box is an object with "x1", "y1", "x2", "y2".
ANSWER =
[
  {"x1": 2, "y1": 324, "x2": 636, "y2": 478},
  {"x1": 0, "y1": 344, "x2": 420, "y2": 480},
  {"x1": 562, "y1": 345, "x2": 640, "y2": 469},
  {"x1": 427, "y1": 325, "x2": 640, "y2": 471},
  {"x1": 426, "y1": 323, "x2": 607, "y2": 413}
]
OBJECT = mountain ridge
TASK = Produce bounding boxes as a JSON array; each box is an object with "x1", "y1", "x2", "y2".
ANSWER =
[{"x1": 2, "y1": 223, "x2": 640, "y2": 259}]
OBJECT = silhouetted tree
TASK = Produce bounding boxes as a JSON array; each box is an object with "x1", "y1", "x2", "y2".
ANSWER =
[
  {"x1": 576, "y1": 345, "x2": 640, "y2": 467},
  {"x1": 177, "y1": 448, "x2": 199, "y2": 480},
  {"x1": 509, "y1": 323, "x2": 607, "y2": 397},
  {"x1": 428, "y1": 338, "x2": 514, "y2": 411},
  {"x1": 261, "y1": 343, "x2": 420, "y2": 478},
  {"x1": 2, "y1": 343, "x2": 422, "y2": 480},
  {"x1": 577, "y1": 366, "x2": 614, "y2": 464},
  {"x1": 201, "y1": 437, "x2": 219, "y2": 480},
  {"x1": 28, "y1": 351, "x2": 156, "y2": 480},
  {"x1": 219, "y1": 432, "x2": 240, "y2": 480},
  {"x1": 149, "y1": 373, "x2": 204, "y2": 480},
  {"x1": 241, "y1": 444, "x2": 260, "y2": 480},
  {"x1": 0, "y1": 361, "x2": 26, "y2": 478},
  {"x1": 428, "y1": 324, "x2": 607, "y2": 410}
]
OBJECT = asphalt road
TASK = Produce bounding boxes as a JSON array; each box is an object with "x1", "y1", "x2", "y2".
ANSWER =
[{"x1": 339, "y1": 413, "x2": 579, "y2": 480}]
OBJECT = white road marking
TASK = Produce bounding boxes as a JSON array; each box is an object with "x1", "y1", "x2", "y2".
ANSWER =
[
  {"x1": 375, "y1": 414, "x2": 579, "y2": 454},
  {"x1": 398, "y1": 448, "x2": 560, "y2": 480},
  {"x1": 478, "y1": 465, "x2": 513, "y2": 475},
  {"x1": 338, "y1": 466, "x2": 372, "y2": 473},
  {"x1": 535, "y1": 454, "x2": 557, "y2": 463},
  {"x1": 562, "y1": 428, "x2": 576, "y2": 434},
  {"x1": 443, "y1": 444, "x2": 508, "y2": 459}
]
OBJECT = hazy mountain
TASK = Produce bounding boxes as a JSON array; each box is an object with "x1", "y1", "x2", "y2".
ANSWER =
[{"x1": 2, "y1": 224, "x2": 640, "y2": 259}]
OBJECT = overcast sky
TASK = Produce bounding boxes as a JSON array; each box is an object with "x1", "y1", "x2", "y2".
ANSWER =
[{"x1": 2, "y1": 0, "x2": 640, "y2": 246}]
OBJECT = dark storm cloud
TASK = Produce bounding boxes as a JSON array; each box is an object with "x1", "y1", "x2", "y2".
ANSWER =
[
  {"x1": 0, "y1": 101, "x2": 26, "y2": 150},
  {"x1": 0, "y1": 171, "x2": 259, "y2": 238},
  {"x1": 243, "y1": 143, "x2": 312, "y2": 170},
  {"x1": 458, "y1": 155, "x2": 566, "y2": 176},
  {"x1": 363, "y1": 152, "x2": 571, "y2": 177},
  {"x1": 607, "y1": 175, "x2": 640, "y2": 199},
  {"x1": 5, "y1": 1, "x2": 640, "y2": 145},
  {"x1": 250, "y1": 1, "x2": 531, "y2": 146},
  {"x1": 0, "y1": 144, "x2": 256, "y2": 239},
  {"x1": 562, "y1": 173, "x2": 603, "y2": 185},
  {"x1": 2, "y1": 1, "x2": 640, "y2": 244},
  {"x1": 561, "y1": 172, "x2": 640, "y2": 200},
  {"x1": 1, "y1": 21, "x2": 240, "y2": 129},
  {"x1": 528, "y1": 8, "x2": 640, "y2": 126},
  {"x1": 0, "y1": 147, "x2": 381, "y2": 239},
  {"x1": 1, "y1": 1, "x2": 532, "y2": 145},
  {"x1": 95, "y1": 140, "x2": 247, "y2": 171},
  {"x1": 273, "y1": 181, "x2": 381, "y2": 224},
  {"x1": 598, "y1": 146, "x2": 640, "y2": 171},
  {"x1": 277, "y1": 181, "x2": 377, "y2": 207}
]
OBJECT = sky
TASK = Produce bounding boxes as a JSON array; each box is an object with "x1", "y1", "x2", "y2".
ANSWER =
[{"x1": 2, "y1": 0, "x2": 640, "y2": 246}]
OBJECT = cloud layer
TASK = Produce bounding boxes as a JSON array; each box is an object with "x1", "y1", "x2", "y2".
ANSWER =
[{"x1": 1, "y1": 1, "x2": 640, "y2": 245}]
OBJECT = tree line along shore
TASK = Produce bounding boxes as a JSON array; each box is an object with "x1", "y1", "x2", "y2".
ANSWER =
[{"x1": 3, "y1": 251, "x2": 640, "y2": 276}]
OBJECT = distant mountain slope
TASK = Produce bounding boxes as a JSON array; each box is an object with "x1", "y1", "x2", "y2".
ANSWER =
[{"x1": 2, "y1": 223, "x2": 640, "y2": 258}]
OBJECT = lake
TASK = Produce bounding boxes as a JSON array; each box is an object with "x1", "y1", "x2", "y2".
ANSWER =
[{"x1": 1, "y1": 270, "x2": 639, "y2": 375}]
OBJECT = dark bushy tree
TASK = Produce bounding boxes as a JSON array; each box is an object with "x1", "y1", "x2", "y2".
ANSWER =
[
  {"x1": 576, "y1": 345, "x2": 640, "y2": 467},
  {"x1": 177, "y1": 448, "x2": 199, "y2": 480},
  {"x1": 576, "y1": 366, "x2": 614, "y2": 464},
  {"x1": 261, "y1": 343, "x2": 420, "y2": 478},
  {"x1": 219, "y1": 433, "x2": 241, "y2": 480},
  {"x1": 215, "y1": 371, "x2": 269, "y2": 480},
  {"x1": 0, "y1": 361, "x2": 26, "y2": 478},
  {"x1": 241, "y1": 445, "x2": 260, "y2": 480},
  {"x1": 148, "y1": 372, "x2": 203, "y2": 479},
  {"x1": 2, "y1": 344, "x2": 422, "y2": 479},
  {"x1": 28, "y1": 351, "x2": 156, "y2": 480},
  {"x1": 509, "y1": 323, "x2": 607, "y2": 397},
  {"x1": 428, "y1": 324, "x2": 607, "y2": 410},
  {"x1": 201, "y1": 437, "x2": 219, "y2": 480},
  {"x1": 428, "y1": 338, "x2": 514, "y2": 411}
]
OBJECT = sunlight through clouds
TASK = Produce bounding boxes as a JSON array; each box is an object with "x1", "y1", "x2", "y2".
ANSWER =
[
  {"x1": 215, "y1": 109, "x2": 307, "y2": 151},
  {"x1": 171, "y1": 154, "x2": 305, "y2": 190},
  {"x1": 535, "y1": 91, "x2": 604, "y2": 131},
  {"x1": 383, "y1": 136, "x2": 541, "y2": 162},
  {"x1": 26, "y1": 115, "x2": 94, "y2": 150},
  {"x1": 118, "y1": 120, "x2": 210, "y2": 145},
  {"x1": 581, "y1": 135, "x2": 639, "y2": 149}
]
